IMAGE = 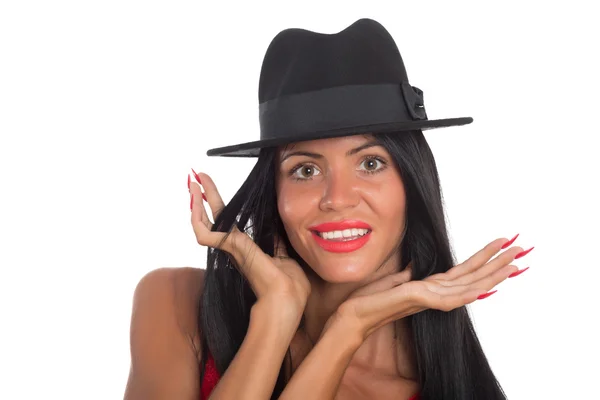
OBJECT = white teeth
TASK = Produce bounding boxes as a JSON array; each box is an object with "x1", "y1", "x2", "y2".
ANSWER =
[{"x1": 318, "y1": 229, "x2": 369, "y2": 240}]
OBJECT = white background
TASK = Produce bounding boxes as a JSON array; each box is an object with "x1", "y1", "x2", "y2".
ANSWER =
[{"x1": 1, "y1": 1, "x2": 598, "y2": 399}]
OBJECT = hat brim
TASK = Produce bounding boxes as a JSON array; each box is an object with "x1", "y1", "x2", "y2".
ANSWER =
[{"x1": 206, "y1": 116, "x2": 473, "y2": 157}]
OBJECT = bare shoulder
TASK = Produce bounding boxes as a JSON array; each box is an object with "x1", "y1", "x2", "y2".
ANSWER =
[
  {"x1": 134, "y1": 267, "x2": 205, "y2": 335},
  {"x1": 124, "y1": 267, "x2": 206, "y2": 400},
  {"x1": 133, "y1": 267, "x2": 206, "y2": 348}
]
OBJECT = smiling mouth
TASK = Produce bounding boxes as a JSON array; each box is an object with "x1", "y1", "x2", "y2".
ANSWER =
[{"x1": 312, "y1": 228, "x2": 371, "y2": 241}]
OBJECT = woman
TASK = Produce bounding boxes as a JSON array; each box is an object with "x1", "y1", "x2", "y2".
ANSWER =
[{"x1": 124, "y1": 19, "x2": 533, "y2": 399}]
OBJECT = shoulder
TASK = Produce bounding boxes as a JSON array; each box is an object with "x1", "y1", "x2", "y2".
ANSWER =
[
  {"x1": 134, "y1": 266, "x2": 205, "y2": 304},
  {"x1": 124, "y1": 267, "x2": 206, "y2": 399},
  {"x1": 135, "y1": 266, "x2": 205, "y2": 294},
  {"x1": 132, "y1": 267, "x2": 206, "y2": 342}
]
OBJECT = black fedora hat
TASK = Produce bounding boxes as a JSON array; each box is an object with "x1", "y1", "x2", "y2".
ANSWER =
[{"x1": 206, "y1": 18, "x2": 473, "y2": 157}]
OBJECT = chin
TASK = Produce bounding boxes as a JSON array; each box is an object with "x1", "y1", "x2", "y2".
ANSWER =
[{"x1": 310, "y1": 261, "x2": 376, "y2": 284}]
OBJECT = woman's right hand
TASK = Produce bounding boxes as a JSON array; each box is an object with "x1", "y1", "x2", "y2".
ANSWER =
[{"x1": 188, "y1": 170, "x2": 311, "y2": 321}]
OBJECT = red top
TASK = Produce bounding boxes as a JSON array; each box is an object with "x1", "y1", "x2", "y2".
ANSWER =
[
  {"x1": 200, "y1": 351, "x2": 419, "y2": 400},
  {"x1": 200, "y1": 352, "x2": 220, "y2": 400}
]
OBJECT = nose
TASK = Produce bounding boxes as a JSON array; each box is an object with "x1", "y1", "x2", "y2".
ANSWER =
[{"x1": 319, "y1": 170, "x2": 360, "y2": 212}]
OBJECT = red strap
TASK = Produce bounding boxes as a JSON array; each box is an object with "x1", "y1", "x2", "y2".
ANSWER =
[{"x1": 200, "y1": 352, "x2": 220, "y2": 400}]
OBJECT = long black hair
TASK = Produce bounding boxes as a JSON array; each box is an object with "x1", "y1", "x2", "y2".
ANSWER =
[{"x1": 198, "y1": 130, "x2": 507, "y2": 399}]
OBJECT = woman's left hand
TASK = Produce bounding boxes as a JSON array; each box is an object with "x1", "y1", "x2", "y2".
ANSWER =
[{"x1": 326, "y1": 237, "x2": 531, "y2": 341}]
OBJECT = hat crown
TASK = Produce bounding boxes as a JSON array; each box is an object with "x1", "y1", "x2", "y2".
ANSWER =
[
  {"x1": 206, "y1": 18, "x2": 473, "y2": 157},
  {"x1": 258, "y1": 18, "x2": 409, "y2": 103}
]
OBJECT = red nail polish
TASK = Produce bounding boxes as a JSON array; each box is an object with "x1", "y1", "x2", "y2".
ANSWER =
[
  {"x1": 202, "y1": 193, "x2": 207, "y2": 202},
  {"x1": 191, "y1": 168, "x2": 202, "y2": 185},
  {"x1": 477, "y1": 290, "x2": 497, "y2": 300},
  {"x1": 508, "y1": 266, "x2": 529, "y2": 278},
  {"x1": 501, "y1": 233, "x2": 519, "y2": 249},
  {"x1": 190, "y1": 194, "x2": 194, "y2": 210},
  {"x1": 515, "y1": 246, "x2": 534, "y2": 259},
  {"x1": 187, "y1": 174, "x2": 191, "y2": 191}
]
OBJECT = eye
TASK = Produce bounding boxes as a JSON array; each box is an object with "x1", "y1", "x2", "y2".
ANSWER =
[
  {"x1": 290, "y1": 164, "x2": 322, "y2": 180},
  {"x1": 358, "y1": 157, "x2": 387, "y2": 173}
]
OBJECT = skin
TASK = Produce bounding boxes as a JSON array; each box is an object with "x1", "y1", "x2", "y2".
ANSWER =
[
  {"x1": 125, "y1": 134, "x2": 528, "y2": 399},
  {"x1": 276, "y1": 135, "x2": 418, "y2": 390}
]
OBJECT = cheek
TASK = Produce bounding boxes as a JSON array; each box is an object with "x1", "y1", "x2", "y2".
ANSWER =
[
  {"x1": 277, "y1": 185, "x2": 312, "y2": 231},
  {"x1": 391, "y1": 191, "x2": 407, "y2": 235},
  {"x1": 371, "y1": 180, "x2": 407, "y2": 230},
  {"x1": 390, "y1": 187, "x2": 406, "y2": 216}
]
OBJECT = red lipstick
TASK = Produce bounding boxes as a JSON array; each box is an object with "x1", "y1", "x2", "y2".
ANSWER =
[{"x1": 308, "y1": 220, "x2": 372, "y2": 253}]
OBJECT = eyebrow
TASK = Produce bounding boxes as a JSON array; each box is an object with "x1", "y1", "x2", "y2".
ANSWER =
[{"x1": 280, "y1": 140, "x2": 382, "y2": 163}]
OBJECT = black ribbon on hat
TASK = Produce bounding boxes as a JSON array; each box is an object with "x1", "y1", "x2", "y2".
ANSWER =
[{"x1": 259, "y1": 82, "x2": 428, "y2": 141}]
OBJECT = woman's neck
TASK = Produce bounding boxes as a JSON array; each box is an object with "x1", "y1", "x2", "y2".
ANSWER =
[{"x1": 299, "y1": 255, "x2": 417, "y2": 379}]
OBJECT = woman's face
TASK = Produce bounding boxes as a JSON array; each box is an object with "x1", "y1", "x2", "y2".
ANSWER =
[{"x1": 276, "y1": 134, "x2": 407, "y2": 283}]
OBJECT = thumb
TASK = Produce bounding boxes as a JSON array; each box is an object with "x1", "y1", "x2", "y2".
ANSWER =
[
  {"x1": 348, "y1": 262, "x2": 414, "y2": 298},
  {"x1": 402, "y1": 261, "x2": 413, "y2": 280}
]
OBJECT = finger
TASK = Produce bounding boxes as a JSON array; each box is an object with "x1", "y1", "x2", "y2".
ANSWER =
[
  {"x1": 376, "y1": 262, "x2": 413, "y2": 289},
  {"x1": 393, "y1": 280, "x2": 483, "y2": 315},
  {"x1": 346, "y1": 262, "x2": 412, "y2": 303},
  {"x1": 404, "y1": 261, "x2": 413, "y2": 275},
  {"x1": 446, "y1": 246, "x2": 523, "y2": 286},
  {"x1": 194, "y1": 172, "x2": 226, "y2": 222},
  {"x1": 388, "y1": 262, "x2": 413, "y2": 287},
  {"x1": 190, "y1": 192, "x2": 228, "y2": 250},
  {"x1": 437, "y1": 263, "x2": 518, "y2": 298},
  {"x1": 190, "y1": 184, "x2": 213, "y2": 231},
  {"x1": 190, "y1": 205, "x2": 227, "y2": 250},
  {"x1": 470, "y1": 262, "x2": 518, "y2": 293},
  {"x1": 356, "y1": 267, "x2": 413, "y2": 296},
  {"x1": 444, "y1": 238, "x2": 508, "y2": 280}
]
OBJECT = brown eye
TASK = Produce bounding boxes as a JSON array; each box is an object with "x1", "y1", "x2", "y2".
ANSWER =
[
  {"x1": 360, "y1": 157, "x2": 384, "y2": 172},
  {"x1": 364, "y1": 159, "x2": 378, "y2": 171},
  {"x1": 291, "y1": 164, "x2": 321, "y2": 180},
  {"x1": 300, "y1": 166, "x2": 313, "y2": 178}
]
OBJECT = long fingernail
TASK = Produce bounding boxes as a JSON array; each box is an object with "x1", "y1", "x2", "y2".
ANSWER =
[
  {"x1": 508, "y1": 266, "x2": 529, "y2": 278},
  {"x1": 515, "y1": 246, "x2": 534, "y2": 259},
  {"x1": 202, "y1": 193, "x2": 207, "y2": 202},
  {"x1": 501, "y1": 233, "x2": 519, "y2": 249},
  {"x1": 191, "y1": 168, "x2": 202, "y2": 184},
  {"x1": 190, "y1": 194, "x2": 194, "y2": 210},
  {"x1": 477, "y1": 290, "x2": 497, "y2": 300},
  {"x1": 187, "y1": 174, "x2": 191, "y2": 191}
]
